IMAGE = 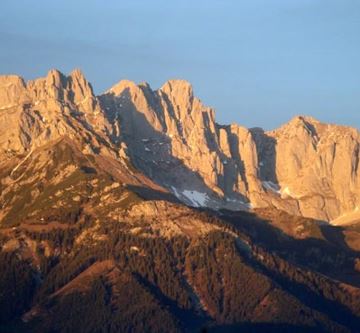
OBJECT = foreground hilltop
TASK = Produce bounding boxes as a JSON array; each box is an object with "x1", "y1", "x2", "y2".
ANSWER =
[{"x1": 1, "y1": 69, "x2": 359, "y2": 222}]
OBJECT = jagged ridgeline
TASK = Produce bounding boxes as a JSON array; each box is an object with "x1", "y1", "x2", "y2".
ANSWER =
[
  {"x1": 1, "y1": 69, "x2": 360, "y2": 333},
  {"x1": 1, "y1": 69, "x2": 359, "y2": 222}
]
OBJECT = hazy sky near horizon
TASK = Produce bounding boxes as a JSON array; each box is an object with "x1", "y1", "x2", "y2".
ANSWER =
[{"x1": 0, "y1": 0, "x2": 359, "y2": 129}]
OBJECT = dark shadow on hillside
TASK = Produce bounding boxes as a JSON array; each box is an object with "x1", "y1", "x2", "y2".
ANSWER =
[
  {"x1": 320, "y1": 224, "x2": 352, "y2": 251},
  {"x1": 211, "y1": 210, "x2": 360, "y2": 332},
  {"x1": 134, "y1": 273, "x2": 209, "y2": 332},
  {"x1": 126, "y1": 184, "x2": 181, "y2": 203},
  {"x1": 219, "y1": 209, "x2": 360, "y2": 287}
]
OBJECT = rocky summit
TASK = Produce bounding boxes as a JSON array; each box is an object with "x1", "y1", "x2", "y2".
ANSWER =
[
  {"x1": 1, "y1": 69, "x2": 360, "y2": 333},
  {"x1": 1, "y1": 69, "x2": 359, "y2": 222}
]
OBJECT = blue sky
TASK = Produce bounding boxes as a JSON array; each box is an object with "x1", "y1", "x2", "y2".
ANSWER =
[{"x1": 0, "y1": 0, "x2": 359, "y2": 129}]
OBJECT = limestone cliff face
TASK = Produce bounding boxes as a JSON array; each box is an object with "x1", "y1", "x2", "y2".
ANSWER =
[
  {"x1": 1, "y1": 69, "x2": 359, "y2": 222},
  {"x1": 100, "y1": 78, "x2": 262, "y2": 209},
  {"x1": 0, "y1": 69, "x2": 111, "y2": 157},
  {"x1": 101, "y1": 79, "x2": 360, "y2": 221},
  {"x1": 265, "y1": 116, "x2": 360, "y2": 220}
]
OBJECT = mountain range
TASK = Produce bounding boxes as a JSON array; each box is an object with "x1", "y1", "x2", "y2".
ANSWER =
[{"x1": 1, "y1": 69, "x2": 360, "y2": 333}]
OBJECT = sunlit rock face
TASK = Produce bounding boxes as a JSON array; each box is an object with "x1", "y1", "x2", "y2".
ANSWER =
[
  {"x1": 101, "y1": 77, "x2": 360, "y2": 221},
  {"x1": 262, "y1": 116, "x2": 360, "y2": 221},
  {"x1": 0, "y1": 69, "x2": 112, "y2": 156},
  {"x1": 1, "y1": 69, "x2": 359, "y2": 221}
]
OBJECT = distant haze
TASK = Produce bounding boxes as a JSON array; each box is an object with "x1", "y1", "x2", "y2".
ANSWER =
[{"x1": 0, "y1": 0, "x2": 359, "y2": 129}]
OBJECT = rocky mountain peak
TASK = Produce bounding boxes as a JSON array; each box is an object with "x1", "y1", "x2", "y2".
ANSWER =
[
  {"x1": 0, "y1": 74, "x2": 26, "y2": 91},
  {"x1": 0, "y1": 75, "x2": 27, "y2": 107},
  {"x1": 0, "y1": 69, "x2": 109, "y2": 157},
  {"x1": 290, "y1": 115, "x2": 318, "y2": 125},
  {"x1": 3, "y1": 68, "x2": 360, "y2": 333},
  {"x1": 160, "y1": 79, "x2": 193, "y2": 98},
  {"x1": 107, "y1": 79, "x2": 140, "y2": 97},
  {"x1": 1, "y1": 68, "x2": 359, "y2": 223},
  {"x1": 270, "y1": 115, "x2": 318, "y2": 137},
  {"x1": 159, "y1": 79, "x2": 194, "y2": 117},
  {"x1": 23, "y1": 68, "x2": 96, "y2": 111},
  {"x1": 45, "y1": 69, "x2": 67, "y2": 88},
  {"x1": 68, "y1": 68, "x2": 94, "y2": 102},
  {"x1": 97, "y1": 72, "x2": 360, "y2": 221}
]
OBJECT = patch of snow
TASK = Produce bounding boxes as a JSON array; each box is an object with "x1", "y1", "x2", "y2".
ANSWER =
[
  {"x1": 171, "y1": 186, "x2": 181, "y2": 199},
  {"x1": 263, "y1": 182, "x2": 299, "y2": 199},
  {"x1": 225, "y1": 197, "x2": 252, "y2": 209},
  {"x1": 262, "y1": 181, "x2": 280, "y2": 194},
  {"x1": 259, "y1": 161, "x2": 264, "y2": 167},
  {"x1": 171, "y1": 187, "x2": 209, "y2": 208},
  {"x1": 279, "y1": 185, "x2": 301, "y2": 199},
  {"x1": 223, "y1": 160, "x2": 228, "y2": 165},
  {"x1": 227, "y1": 198, "x2": 243, "y2": 204},
  {"x1": 145, "y1": 147, "x2": 151, "y2": 152},
  {"x1": 330, "y1": 206, "x2": 360, "y2": 226},
  {"x1": 281, "y1": 186, "x2": 291, "y2": 196},
  {"x1": 142, "y1": 139, "x2": 149, "y2": 142},
  {"x1": 182, "y1": 190, "x2": 208, "y2": 207}
]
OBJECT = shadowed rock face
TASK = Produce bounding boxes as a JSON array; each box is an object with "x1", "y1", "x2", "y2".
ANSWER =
[{"x1": 1, "y1": 69, "x2": 359, "y2": 222}]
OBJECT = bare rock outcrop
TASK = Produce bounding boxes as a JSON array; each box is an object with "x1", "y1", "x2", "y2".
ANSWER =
[
  {"x1": 0, "y1": 69, "x2": 111, "y2": 156},
  {"x1": 101, "y1": 78, "x2": 360, "y2": 221},
  {"x1": 1, "y1": 69, "x2": 359, "y2": 222},
  {"x1": 265, "y1": 116, "x2": 360, "y2": 220}
]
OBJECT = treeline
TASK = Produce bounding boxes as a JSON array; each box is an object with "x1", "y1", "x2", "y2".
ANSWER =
[
  {"x1": 35, "y1": 223, "x2": 193, "y2": 311},
  {"x1": 38, "y1": 273, "x2": 182, "y2": 333},
  {"x1": 250, "y1": 244, "x2": 360, "y2": 329},
  {"x1": 1, "y1": 208, "x2": 360, "y2": 333}
]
